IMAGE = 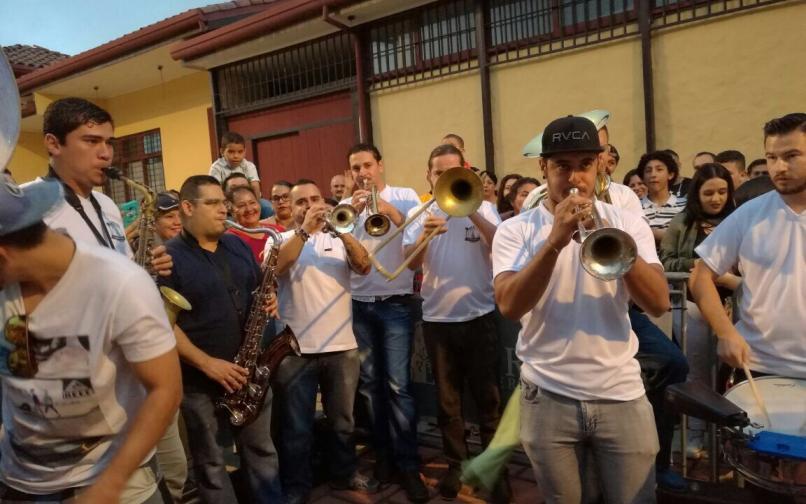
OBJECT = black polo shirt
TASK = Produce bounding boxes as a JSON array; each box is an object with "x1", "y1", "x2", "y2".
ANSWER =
[{"x1": 159, "y1": 230, "x2": 261, "y2": 392}]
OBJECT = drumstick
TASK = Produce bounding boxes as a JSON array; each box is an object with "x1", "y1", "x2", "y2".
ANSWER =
[{"x1": 742, "y1": 363, "x2": 773, "y2": 429}]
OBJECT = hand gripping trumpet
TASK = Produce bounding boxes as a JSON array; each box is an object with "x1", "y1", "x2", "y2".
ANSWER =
[
  {"x1": 569, "y1": 187, "x2": 637, "y2": 281},
  {"x1": 363, "y1": 180, "x2": 392, "y2": 237}
]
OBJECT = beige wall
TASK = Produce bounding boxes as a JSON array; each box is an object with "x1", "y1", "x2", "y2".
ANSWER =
[
  {"x1": 652, "y1": 1, "x2": 806, "y2": 176},
  {"x1": 106, "y1": 72, "x2": 213, "y2": 191},
  {"x1": 370, "y1": 1, "x2": 804, "y2": 188},
  {"x1": 491, "y1": 37, "x2": 645, "y2": 183},
  {"x1": 370, "y1": 72, "x2": 483, "y2": 193}
]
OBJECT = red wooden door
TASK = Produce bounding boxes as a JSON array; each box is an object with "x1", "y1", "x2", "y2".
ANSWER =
[{"x1": 226, "y1": 91, "x2": 357, "y2": 196}]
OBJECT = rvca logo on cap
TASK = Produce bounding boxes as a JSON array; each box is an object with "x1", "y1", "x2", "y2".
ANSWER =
[{"x1": 552, "y1": 130, "x2": 591, "y2": 143}]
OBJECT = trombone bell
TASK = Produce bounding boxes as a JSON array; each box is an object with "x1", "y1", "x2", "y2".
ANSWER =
[{"x1": 433, "y1": 167, "x2": 484, "y2": 218}]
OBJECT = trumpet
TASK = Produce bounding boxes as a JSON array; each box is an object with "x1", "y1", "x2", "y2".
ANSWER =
[
  {"x1": 325, "y1": 203, "x2": 358, "y2": 235},
  {"x1": 363, "y1": 181, "x2": 391, "y2": 237},
  {"x1": 569, "y1": 187, "x2": 636, "y2": 280},
  {"x1": 368, "y1": 167, "x2": 483, "y2": 281}
]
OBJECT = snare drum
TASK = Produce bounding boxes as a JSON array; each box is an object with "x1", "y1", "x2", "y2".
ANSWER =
[{"x1": 723, "y1": 376, "x2": 806, "y2": 495}]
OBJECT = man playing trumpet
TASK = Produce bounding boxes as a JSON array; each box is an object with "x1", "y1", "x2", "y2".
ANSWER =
[
  {"x1": 271, "y1": 179, "x2": 376, "y2": 503},
  {"x1": 492, "y1": 116, "x2": 670, "y2": 503}
]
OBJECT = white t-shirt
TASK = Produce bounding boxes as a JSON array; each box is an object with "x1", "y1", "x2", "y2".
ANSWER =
[
  {"x1": 522, "y1": 181, "x2": 643, "y2": 219},
  {"x1": 27, "y1": 178, "x2": 133, "y2": 258},
  {"x1": 492, "y1": 201, "x2": 659, "y2": 401},
  {"x1": 209, "y1": 158, "x2": 260, "y2": 183},
  {"x1": 402, "y1": 200, "x2": 500, "y2": 322},
  {"x1": 0, "y1": 241, "x2": 176, "y2": 493},
  {"x1": 695, "y1": 191, "x2": 806, "y2": 378},
  {"x1": 342, "y1": 185, "x2": 421, "y2": 297},
  {"x1": 273, "y1": 231, "x2": 358, "y2": 354}
]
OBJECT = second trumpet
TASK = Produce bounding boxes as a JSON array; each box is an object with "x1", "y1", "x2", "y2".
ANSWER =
[
  {"x1": 325, "y1": 203, "x2": 358, "y2": 235},
  {"x1": 363, "y1": 181, "x2": 391, "y2": 236}
]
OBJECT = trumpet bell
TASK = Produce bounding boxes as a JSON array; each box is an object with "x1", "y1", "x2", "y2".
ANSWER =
[
  {"x1": 160, "y1": 286, "x2": 192, "y2": 326},
  {"x1": 579, "y1": 228, "x2": 637, "y2": 281},
  {"x1": 365, "y1": 213, "x2": 391, "y2": 236},
  {"x1": 433, "y1": 167, "x2": 484, "y2": 217},
  {"x1": 328, "y1": 204, "x2": 358, "y2": 234}
]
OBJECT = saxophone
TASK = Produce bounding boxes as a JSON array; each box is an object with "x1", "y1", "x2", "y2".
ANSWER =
[
  {"x1": 217, "y1": 221, "x2": 301, "y2": 427},
  {"x1": 105, "y1": 168, "x2": 191, "y2": 324}
]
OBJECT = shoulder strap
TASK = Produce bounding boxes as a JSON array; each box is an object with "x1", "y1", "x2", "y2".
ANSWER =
[{"x1": 46, "y1": 167, "x2": 114, "y2": 249}]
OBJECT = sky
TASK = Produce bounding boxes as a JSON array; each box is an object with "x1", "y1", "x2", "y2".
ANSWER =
[{"x1": 0, "y1": 0, "x2": 217, "y2": 55}]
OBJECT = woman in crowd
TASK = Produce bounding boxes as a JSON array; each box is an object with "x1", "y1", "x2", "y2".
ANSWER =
[
  {"x1": 660, "y1": 163, "x2": 740, "y2": 454},
  {"x1": 623, "y1": 168, "x2": 648, "y2": 199},
  {"x1": 480, "y1": 170, "x2": 498, "y2": 205},
  {"x1": 504, "y1": 176, "x2": 540, "y2": 219},
  {"x1": 225, "y1": 185, "x2": 282, "y2": 263},
  {"x1": 264, "y1": 180, "x2": 295, "y2": 230},
  {"x1": 496, "y1": 173, "x2": 522, "y2": 216}
]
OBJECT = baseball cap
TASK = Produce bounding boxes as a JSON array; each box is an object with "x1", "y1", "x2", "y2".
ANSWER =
[
  {"x1": 156, "y1": 191, "x2": 180, "y2": 212},
  {"x1": 522, "y1": 109, "x2": 609, "y2": 158},
  {"x1": 0, "y1": 177, "x2": 62, "y2": 236},
  {"x1": 540, "y1": 116, "x2": 603, "y2": 157}
]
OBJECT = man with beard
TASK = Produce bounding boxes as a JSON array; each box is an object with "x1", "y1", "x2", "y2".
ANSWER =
[{"x1": 692, "y1": 113, "x2": 806, "y2": 381}]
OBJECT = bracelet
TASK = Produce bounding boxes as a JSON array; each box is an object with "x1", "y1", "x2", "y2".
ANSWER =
[{"x1": 295, "y1": 228, "x2": 311, "y2": 243}]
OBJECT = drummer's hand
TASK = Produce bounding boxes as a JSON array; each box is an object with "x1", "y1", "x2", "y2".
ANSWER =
[{"x1": 717, "y1": 330, "x2": 751, "y2": 369}]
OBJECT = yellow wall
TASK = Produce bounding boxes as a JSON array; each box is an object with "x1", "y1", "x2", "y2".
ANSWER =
[
  {"x1": 370, "y1": 1, "x2": 804, "y2": 186},
  {"x1": 652, "y1": 1, "x2": 806, "y2": 176},
  {"x1": 491, "y1": 37, "x2": 645, "y2": 183},
  {"x1": 8, "y1": 131, "x2": 49, "y2": 183},
  {"x1": 370, "y1": 72, "x2": 483, "y2": 193},
  {"x1": 106, "y1": 72, "x2": 212, "y2": 191}
]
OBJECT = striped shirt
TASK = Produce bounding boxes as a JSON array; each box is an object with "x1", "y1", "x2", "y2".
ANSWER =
[{"x1": 641, "y1": 193, "x2": 686, "y2": 229}]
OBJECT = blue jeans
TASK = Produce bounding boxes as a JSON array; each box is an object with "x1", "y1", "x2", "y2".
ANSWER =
[
  {"x1": 274, "y1": 349, "x2": 360, "y2": 502},
  {"x1": 352, "y1": 297, "x2": 420, "y2": 470},
  {"x1": 630, "y1": 306, "x2": 689, "y2": 471},
  {"x1": 520, "y1": 378, "x2": 659, "y2": 504},
  {"x1": 180, "y1": 390, "x2": 282, "y2": 504}
]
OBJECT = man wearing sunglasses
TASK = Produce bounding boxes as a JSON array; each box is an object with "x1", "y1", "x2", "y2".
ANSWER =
[
  {"x1": 157, "y1": 175, "x2": 282, "y2": 504},
  {"x1": 0, "y1": 179, "x2": 181, "y2": 503}
]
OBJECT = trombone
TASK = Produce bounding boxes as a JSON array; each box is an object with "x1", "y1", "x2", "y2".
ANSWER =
[
  {"x1": 363, "y1": 181, "x2": 391, "y2": 237},
  {"x1": 368, "y1": 167, "x2": 483, "y2": 281},
  {"x1": 569, "y1": 187, "x2": 636, "y2": 280}
]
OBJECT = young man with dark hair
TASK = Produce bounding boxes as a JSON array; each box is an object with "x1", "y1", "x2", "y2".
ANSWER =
[
  {"x1": 692, "y1": 113, "x2": 806, "y2": 383},
  {"x1": 209, "y1": 131, "x2": 262, "y2": 197},
  {"x1": 29, "y1": 96, "x2": 186, "y2": 500},
  {"x1": 341, "y1": 143, "x2": 429, "y2": 502},
  {"x1": 639, "y1": 150, "x2": 687, "y2": 244},
  {"x1": 159, "y1": 174, "x2": 282, "y2": 504},
  {"x1": 692, "y1": 151, "x2": 716, "y2": 170},
  {"x1": 494, "y1": 116, "x2": 669, "y2": 502},
  {"x1": 746, "y1": 158, "x2": 768, "y2": 179},
  {"x1": 402, "y1": 144, "x2": 509, "y2": 501},
  {"x1": 271, "y1": 179, "x2": 375, "y2": 503},
  {"x1": 222, "y1": 172, "x2": 249, "y2": 195},
  {"x1": 0, "y1": 179, "x2": 181, "y2": 503},
  {"x1": 715, "y1": 149, "x2": 748, "y2": 189}
]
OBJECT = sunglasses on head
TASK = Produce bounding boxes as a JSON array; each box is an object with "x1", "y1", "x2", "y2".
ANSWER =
[{"x1": 4, "y1": 315, "x2": 37, "y2": 378}]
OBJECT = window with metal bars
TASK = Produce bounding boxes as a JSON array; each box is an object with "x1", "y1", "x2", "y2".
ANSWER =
[
  {"x1": 214, "y1": 33, "x2": 355, "y2": 115},
  {"x1": 104, "y1": 129, "x2": 166, "y2": 205},
  {"x1": 367, "y1": 0, "x2": 477, "y2": 83}
]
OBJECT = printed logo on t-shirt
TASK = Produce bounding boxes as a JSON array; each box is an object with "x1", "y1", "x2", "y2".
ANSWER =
[
  {"x1": 464, "y1": 226, "x2": 480, "y2": 243},
  {"x1": 1, "y1": 324, "x2": 105, "y2": 466},
  {"x1": 105, "y1": 220, "x2": 128, "y2": 254}
]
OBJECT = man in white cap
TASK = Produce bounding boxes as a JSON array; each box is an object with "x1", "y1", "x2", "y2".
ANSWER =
[{"x1": 0, "y1": 178, "x2": 180, "y2": 503}]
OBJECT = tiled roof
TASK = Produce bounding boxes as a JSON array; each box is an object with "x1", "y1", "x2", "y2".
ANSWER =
[{"x1": 3, "y1": 44, "x2": 69, "y2": 69}]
